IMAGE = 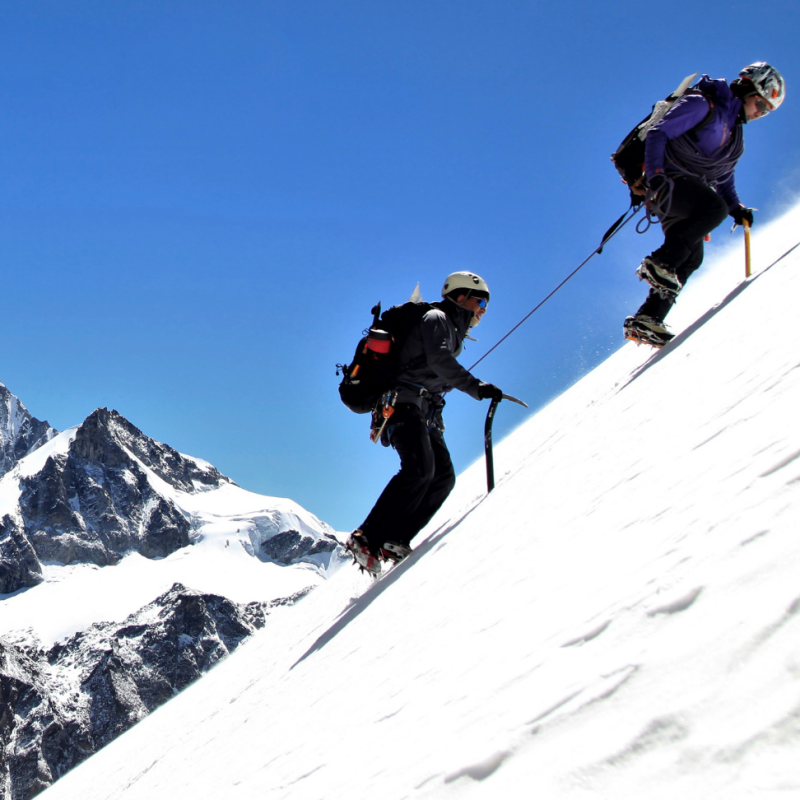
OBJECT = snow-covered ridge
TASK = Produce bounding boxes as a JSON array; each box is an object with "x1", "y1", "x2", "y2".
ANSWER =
[
  {"x1": 34, "y1": 203, "x2": 800, "y2": 800},
  {"x1": 0, "y1": 582, "x2": 312, "y2": 800},
  {"x1": 0, "y1": 383, "x2": 57, "y2": 480},
  {"x1": 0, "y1": 403, "x2": 345, "y2": 643}
]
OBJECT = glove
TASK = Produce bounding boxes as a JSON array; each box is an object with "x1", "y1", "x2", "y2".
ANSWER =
[
  {"x1": 477, "y1": 382, "x2": 504, "y2": 401},
  {"x1": 730, "y1": 206, "x2": 755, "y2": 228},
  {"x1": 646, "y1": 172, "x2": 668, "y2": 197}
]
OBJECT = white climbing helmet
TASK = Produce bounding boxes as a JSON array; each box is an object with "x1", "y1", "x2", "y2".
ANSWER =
[
  {"x1": 441, "y1": 271, "x2": 491, "y2": 302},
  {"x1": 739, "y1": 62, "x2": 786, "y2": 110}
]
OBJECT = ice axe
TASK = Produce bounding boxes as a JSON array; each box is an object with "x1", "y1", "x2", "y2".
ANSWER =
[
  {"x1": 744, "y1": 219, "x2": 752, "y2": 278},
  {"x1": 485, "y1": 393, "x2": 528, "y2": 494}
]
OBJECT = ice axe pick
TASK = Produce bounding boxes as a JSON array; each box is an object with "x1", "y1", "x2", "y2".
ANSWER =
[{"x1": 484, "y1": 394, "x2": 528, "y2": 494}]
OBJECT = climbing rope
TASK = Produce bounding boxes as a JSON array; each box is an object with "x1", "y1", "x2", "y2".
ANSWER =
[
  {"x1": 470, "y1": 206, "x2": 800, "y2": 372},
  {"x1": 469, "y1": 204, "x2": 643, "y2": 371}
]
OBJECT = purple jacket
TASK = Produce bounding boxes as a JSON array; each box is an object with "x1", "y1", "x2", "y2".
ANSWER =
[{"x1": 645, "y1": 76, "x2": 745, "y2": 210}]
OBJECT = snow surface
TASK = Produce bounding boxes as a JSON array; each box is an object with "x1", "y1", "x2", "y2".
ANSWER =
[{"x1": 40, "y1": 204, "x2": 800, "y2": 799}]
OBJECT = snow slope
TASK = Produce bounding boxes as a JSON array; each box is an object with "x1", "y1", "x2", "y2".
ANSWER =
[{"x1": 40, "y1": 205, "x2": 800, "y2": 799}]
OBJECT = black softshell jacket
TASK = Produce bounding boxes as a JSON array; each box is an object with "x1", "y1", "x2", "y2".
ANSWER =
[{"x1": 393, "y1": 299, "x2": 482, "y2": 407}]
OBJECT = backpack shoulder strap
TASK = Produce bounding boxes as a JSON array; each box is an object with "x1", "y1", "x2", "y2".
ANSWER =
[
  {"x1": 386, "y1": 302, "x2": 435, "y2": 375},
  {"x1": 682, "y1": 87, "x2": 717, "y2": 140}
]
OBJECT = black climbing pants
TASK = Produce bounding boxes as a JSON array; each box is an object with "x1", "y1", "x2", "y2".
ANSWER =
[
  {"x1": 360, "y1": 403, "x2": 455, "y2": 550},
  {"x1": 637, "y1": 174, "x2": 729, "y2": 323}
]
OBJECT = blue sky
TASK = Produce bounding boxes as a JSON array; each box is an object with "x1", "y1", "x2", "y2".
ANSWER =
[{"x1": 2, "y1": 0, "x2": 799, "y2": 531}]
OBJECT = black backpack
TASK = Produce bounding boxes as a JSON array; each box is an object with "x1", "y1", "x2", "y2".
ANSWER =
[
  {"x1": 338, "y1": 300, "x2": 433, "y2": 414},
  {"x1": 611, "y1": 72, "x2": 716, "y2": 198}
]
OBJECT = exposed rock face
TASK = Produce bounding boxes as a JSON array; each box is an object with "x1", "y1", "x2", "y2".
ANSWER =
[
  {"x1": 2, "y1": 408, "x2": 235, "y2": 591},
  {"x1": 69, "y1": 408, "x2": 229, "y2": 493},
  {"x1": 0, "y1": 384, "x2": 57, "y2": 481},
  {"x1": 0, "y1": 407, "x2": 343, "y2": 595},
  {"x1": 0, "y1": 516, "x2": 43, "y2": 595},
  {"x1": 0, "y1": 401, "x2": 343, "y2": 597},
  {"x1": 0, "y1": 583, "x2": 311, "y2": 800},
  {"x1": 261, "y1": 529, "x2": 339, "y2": 565}
]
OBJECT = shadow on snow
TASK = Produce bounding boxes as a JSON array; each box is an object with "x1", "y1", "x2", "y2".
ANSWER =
[{"x1": 290, "y1": 495, "x2": 490, "y2": 670}]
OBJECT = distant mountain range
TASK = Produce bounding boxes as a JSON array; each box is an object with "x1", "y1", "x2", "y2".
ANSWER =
[
  {"x1": 0, "y1": 381, "x2": 345, "y2": 799},
  {"x1": 0, "y1": 395, "x2": 341, "y2": 595}
]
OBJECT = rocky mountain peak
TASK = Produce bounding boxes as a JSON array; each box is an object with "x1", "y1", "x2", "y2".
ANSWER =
[
  {"x1": 1, "y1": 407, "x2": 239, "y2": 593},
  {"x1": 0, "y1": 382, "x2": 57, "y2": 480},
  {"x1": 1, "y1": 400, "x2": 340, "y2": 597},
  {"x1": 71, "y1": 408, "x2": 233, "y2": 493}
]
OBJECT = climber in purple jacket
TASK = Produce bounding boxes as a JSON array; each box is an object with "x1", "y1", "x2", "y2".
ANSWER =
[{"x1": 624, "y1": 62, "x2": 786, "y2": 348}]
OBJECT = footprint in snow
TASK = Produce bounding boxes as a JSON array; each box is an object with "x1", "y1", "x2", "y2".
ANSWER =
[
  {"x1": 561, "y1": 619, "x2": 612, "y2": 647},
  {"x1": 647, "y1": 586, "x2": 703, "y2": 617},
  {"x1": 444, "y1": 750, "x2": 512, "y2": 784},
  {"x1": 759, "y1": 447, "x2": 800, "y2": 478}
]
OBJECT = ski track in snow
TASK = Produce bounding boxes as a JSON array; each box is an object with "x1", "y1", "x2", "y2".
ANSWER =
[{"x1": 32, "y1": 205, "x2": 800, "y2": 799}]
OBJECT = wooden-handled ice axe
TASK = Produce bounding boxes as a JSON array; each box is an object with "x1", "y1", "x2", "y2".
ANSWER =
[
  {"x1": 744, "y1": 219, "x2": 752, "y2": 278},
  {"x1": 485, "y1": 393, "x2": 528, "y2": 494}
]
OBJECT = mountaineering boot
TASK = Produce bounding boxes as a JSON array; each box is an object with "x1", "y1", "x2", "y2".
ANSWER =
[
  {"x1": 345, "y1": 530, "x2": 382, "y2": 577},
  {"x1": 636, "y1": 256, "x2": 682, "y2": 298},
  {"x1": 380, "y1": 541, "x2": 412, "y2": 563},
  {"x1": 623, "y1": 315, "x2": 675, "y2": 348}
]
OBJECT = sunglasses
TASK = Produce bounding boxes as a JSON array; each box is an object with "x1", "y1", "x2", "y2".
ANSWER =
[
  {"x1": 754, "y1": 95, "x2": 772, "y2": 116},
  {"x1": 473, "y1": 297, "x2": 488, "y2": 309}
]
